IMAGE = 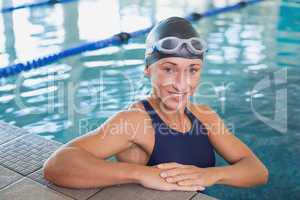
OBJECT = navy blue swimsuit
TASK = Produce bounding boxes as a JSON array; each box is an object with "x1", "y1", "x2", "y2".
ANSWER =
[{"x1": 141, "y1": 99, "x2": 215, "y2": 168}]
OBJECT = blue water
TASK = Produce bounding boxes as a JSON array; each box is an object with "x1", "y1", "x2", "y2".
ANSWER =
[{"x1": 0, "y1": 0, "x2": 300, "y2": 199}]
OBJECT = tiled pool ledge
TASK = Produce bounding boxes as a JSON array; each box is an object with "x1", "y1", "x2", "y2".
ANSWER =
[{"x1": 0, "y1": 121, "x2": 217, "y2": 200}]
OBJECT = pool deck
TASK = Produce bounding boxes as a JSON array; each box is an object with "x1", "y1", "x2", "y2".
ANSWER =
[{"x1": 0, "y1": 121, "x2": 217, "y2": 200}]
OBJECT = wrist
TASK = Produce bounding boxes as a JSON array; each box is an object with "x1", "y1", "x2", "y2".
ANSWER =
[
  {"x1": 126, "y1": 164, "x2": 148, "y2": 184},
  {"x1": 212, "y1": 166, "x2": 227, "y2": 184},
  {"x1": 111, "y1": 162, "x2": 145, "y2": 185}
]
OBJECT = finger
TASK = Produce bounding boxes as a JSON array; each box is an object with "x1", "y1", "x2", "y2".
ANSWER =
[
  {"x1": 160, "y1": 168, "x2": 190, "y2": 178},
  {"x1": 152, "y1": 164, "x2": 160, "y2": 168},
  {"x1": 165, "y1": 174, "x2": 197, "y2": 183},
  {"x1": 157, "y1": 162, "x2": 184, "y2": 169},
  {"x1": 178, "y1": 178, "x2": 204, "y2": 186},
  {"x1": 172, "y1": 184, "x2": 205, "y2": 192}
]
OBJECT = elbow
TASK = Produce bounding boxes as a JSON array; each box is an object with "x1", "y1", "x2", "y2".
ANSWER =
[
  {"x1": 42, "y1": 146, "x2": 75, "y2": 186},
  {"x1": 260, "y1": 165, "x2": 269, "y2": 185},
  {"x1": 43, "y1": 167, "x2": 54, "y2": 183},
  {"x1": 241, "y1": 164, "x2": 268, "y2": 188},
  {"x1": 244, "y1": 157, "x2": 269, "y2": 187},
  {"x1": 42, "y1": 159, "x2": 60, "y2": 184},
  {"x1": 42, "y1": 147, "x2": 87, "y2": 188},
  {"x1": 42, "y1": 161, "x2": 71, "y2": 187},
  {"x1": 251, "y1": 162, "x2": 268, "y2": 187},
  {"x1": 42, "y1": 155, "x2": 70, "y2": 187},
  {"x1": 250, "y1": 155, "x2": 269, "y2": 186}
]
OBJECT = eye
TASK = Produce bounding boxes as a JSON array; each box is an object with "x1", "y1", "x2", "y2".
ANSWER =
[
  {"x1": 163, "y1": 66, "x2": 174, "y2": 73},
  {"x1": 189, "y1": 68, "x2": 199, "y2": 74},
  {"x1": 162, "y1": 63, "x2": 175, "y2": 74}
]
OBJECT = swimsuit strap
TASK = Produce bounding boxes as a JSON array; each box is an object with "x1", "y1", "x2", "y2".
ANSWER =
[
  {"x1": 140, "y1": 99, "x2": 161, "y2": 124},
  {"x1": 140, "y1": 99, "x2": 197, "y2": 134}
]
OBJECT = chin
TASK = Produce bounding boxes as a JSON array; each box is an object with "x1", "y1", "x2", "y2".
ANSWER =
[{"x1": 160, "y1": 93, "x2": 189, "y2": 112}]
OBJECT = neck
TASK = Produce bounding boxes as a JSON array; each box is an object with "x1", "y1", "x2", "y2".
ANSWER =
[{"x1": 149, "y1": 93, "x2": 187, "y2": 121}]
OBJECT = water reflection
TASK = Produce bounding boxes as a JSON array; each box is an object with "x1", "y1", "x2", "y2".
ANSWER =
[
  {"x1": 0, "y1": 0, "x2": 291, "y2": 139},
  {"x1": 1, "y1": 0, "x2": 16, "y2": 66}
]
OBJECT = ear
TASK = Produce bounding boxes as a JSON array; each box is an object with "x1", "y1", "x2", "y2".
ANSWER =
[{"x1": 144, "y1": 66, "x2": 151, "y2": 77}]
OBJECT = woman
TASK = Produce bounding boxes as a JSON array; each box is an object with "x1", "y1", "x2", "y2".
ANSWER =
[{"x1": 43, "y1": 17, "x2": 268, "y2": 192}]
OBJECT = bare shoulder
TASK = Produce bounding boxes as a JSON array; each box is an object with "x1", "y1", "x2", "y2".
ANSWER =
[
  {"x1": 190, "y1": 103, "x2": 258, "y2": 165},
  {"x1": 110, "y1": 100, "x2": 148, "y2": 120},
  {"x1": 127, "y1": 100, "x2": 146, "y2": 112},
  {"x1": 105, "y1": 103, "x2": 149, "y2": 133},
  {"x1": 64, "y1": 102, "x2": 152, "y2": 160},
  {"x1": 188, "y1": 102, "x2": 218, "y2": 120},
  {"x1": 112, "y1": 101, "x2": 152, "y2": 140},
  {"x1": 188, "y1": 102, "x2": 231, "y2": 136},
  {"x1": 114, "y1": 101, "x2": 149, "y2": 124}
]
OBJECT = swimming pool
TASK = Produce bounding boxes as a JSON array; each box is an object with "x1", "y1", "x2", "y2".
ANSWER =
[{"x1": 0, "y1": 0, "x2": 299, "y2": 199}]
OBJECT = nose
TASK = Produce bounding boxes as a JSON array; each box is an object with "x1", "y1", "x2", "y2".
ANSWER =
[{"x1": 173, "y1": 71, "x2": 189, "y2": 92}]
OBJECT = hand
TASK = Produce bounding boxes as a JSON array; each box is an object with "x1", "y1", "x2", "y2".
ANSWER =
[
  {"x1": 157, "y1": 162, "x2": 222, "y2": 187},
  {"x1": 137, "y1": 165, "x2": 205, "y2": 192}
]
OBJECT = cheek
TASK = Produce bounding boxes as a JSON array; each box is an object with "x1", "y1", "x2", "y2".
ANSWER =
[
  {"x1": 189, "y1": 75, "x2": 201, "y2": 92},
  {"x1": 151, "y1": 73, "x2": 162, "y2": 87},
  {"x1": 192, "y1": 75, "x2": 201, "y2": 85},
  {"x1": 151, "y1": 76, "x2": 175, "y2": 98},
  {"x1": 153, "y1": 71, "x2": 174, "y2": 87},
  {"x1": 152, "y1": 79, "x2": 171, "y2": 95},
  {"x1": 150, "y1": 73, "x2": 165, "y2": 92}
]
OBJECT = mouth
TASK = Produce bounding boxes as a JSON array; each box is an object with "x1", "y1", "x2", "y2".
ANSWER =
[{"x1": 168, "y1": 91, "x2": 188, "y2": 97}]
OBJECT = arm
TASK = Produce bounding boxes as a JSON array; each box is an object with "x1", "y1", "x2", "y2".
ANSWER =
[
  {"x1": 43, "y1": 145, "x2": 145, "y2": 188},
  {"x1": 43, "y1": 110, "x2": 144, "y2": 188},
  {"x1": 214, "y1": 155, "x2": 268, "y2": 187},
  {"x1": 201, "y1": 105, "x2": 269, "y2": 187},
  {"x1": 43, "y1": 109, "x2": 204, "y2": 191},
  {"x1": 156, "y1": 105, "x2": 268, "y2": 188}
]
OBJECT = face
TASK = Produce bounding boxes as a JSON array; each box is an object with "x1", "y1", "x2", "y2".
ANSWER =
[{"x1": 144, "y1": 57, "x2": 203, "y2": 112}]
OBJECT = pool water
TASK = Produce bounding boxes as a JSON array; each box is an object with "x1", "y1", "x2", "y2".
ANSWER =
[{"x1": 0, "y1": 0, "x2": 300, "y2": 199}]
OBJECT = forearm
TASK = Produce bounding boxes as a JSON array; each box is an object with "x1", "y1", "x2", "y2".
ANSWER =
[
  {"x1": 214, "y1": 156, "x2": 269, "y2": 187},
  {"x1": 43, "y1": 146, "x2": 144, "y2": 188}
]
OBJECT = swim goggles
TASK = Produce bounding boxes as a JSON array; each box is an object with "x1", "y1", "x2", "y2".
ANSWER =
[{"x1": 148, "y1": 36, "x2": 207, "y2": 56}]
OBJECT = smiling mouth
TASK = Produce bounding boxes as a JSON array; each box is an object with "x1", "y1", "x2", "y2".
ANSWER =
[{"x1": 168, "y1": 91, "x2": 188, "y2": 96}]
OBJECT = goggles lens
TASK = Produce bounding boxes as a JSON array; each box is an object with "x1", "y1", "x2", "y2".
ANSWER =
[
  {"x1": 154, "y1": 37, "x2": 207, "y2": 55},
  {"x1": 160, "y1": 38, "x2": 180, "y2": 50},
  {"x1": 190, "y1": 38, "x2": 204, "y2": 50}
]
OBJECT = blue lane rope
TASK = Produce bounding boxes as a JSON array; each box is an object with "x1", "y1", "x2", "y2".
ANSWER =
[
  {"x1": 0, "y1": 0, "x2": 78, "y2": 13},
  {"x1": 0, "y1": 0, "x2": 264, "y2": 78},
  {"x1": 186, "y1": 0, "x2": 262, "y2": 20}
]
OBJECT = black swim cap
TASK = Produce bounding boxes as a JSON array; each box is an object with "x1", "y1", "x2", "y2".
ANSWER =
[{"x1": 145, "y1": 17, "x2": 204, "y2": 68}]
